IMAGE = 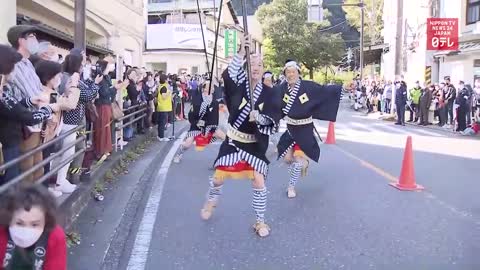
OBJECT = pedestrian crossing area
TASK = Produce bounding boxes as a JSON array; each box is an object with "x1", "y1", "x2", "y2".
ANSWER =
[{"x1": 314, "y1": 121, "x2": 446, "y2": 138}]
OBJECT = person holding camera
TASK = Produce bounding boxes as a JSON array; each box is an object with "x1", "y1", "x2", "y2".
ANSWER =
[
  {"x1": 34, "y1": 60, "x2": 72, "y2": 196},
  {"x1": 94, "y1": 60, "x2": 128, "y2": 160},
  {"x1": 0, "y1": 44, "x2": 60, "y2": 185}
]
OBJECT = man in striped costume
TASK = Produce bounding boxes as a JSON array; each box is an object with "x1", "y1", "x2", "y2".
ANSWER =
[
  {"x1": 173, "y1": 80, "x2": 225, "y2": 163},
  {"x1": 277, "y1": 60, "x2": 342, "y2": 198},
  {"x1": 200, "y1": 37, "x2": 280, "y2": 237}
]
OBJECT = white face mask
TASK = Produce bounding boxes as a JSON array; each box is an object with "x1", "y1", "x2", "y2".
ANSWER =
[
  {"x1": 26, "y1": 39, "x2": 39, "y2": 55},
  {"x1": 108, "y1": 63, "x2": 115, "y2": 73},
  {"x1": 49, "y1": 54, "x2": 59, "y2": 62},
  {"x1": 83, "y1": 67, "x2": 92, "y2": 81},
  {"x1": 459, "y1": 84, "x2": 465, "y2": 89},
  {"x1": 9, "y1": 226, "x2": 43, "y2": 248}
]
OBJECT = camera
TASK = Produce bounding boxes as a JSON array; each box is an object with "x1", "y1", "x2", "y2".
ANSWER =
[
  {"x1": 50, "y1": 93, "x2": 58, "y2": 104},
  {"x1": 92, "y1": 63, "x2": 106, "y2": 78}
]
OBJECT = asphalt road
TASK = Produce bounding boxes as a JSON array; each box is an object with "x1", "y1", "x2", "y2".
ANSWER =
[{"x1": 69, "y1": 105, "x2": 480, "y2": 270}]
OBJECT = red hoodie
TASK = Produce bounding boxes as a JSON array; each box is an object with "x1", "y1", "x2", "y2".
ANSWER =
[{"x1": 0, "y1": 225, "x2": 67, "y2": 270}]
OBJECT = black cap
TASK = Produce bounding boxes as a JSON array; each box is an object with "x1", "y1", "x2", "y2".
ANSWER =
[
  {"x1": 444, "y1": 76, "x2": 451, "y2": 81},
  {"x1": 0, "y1": 44, "x2": 23, "y2": 75},
  {"x1": 7, "y1": 25, "x2": 37, "y2": 46}
]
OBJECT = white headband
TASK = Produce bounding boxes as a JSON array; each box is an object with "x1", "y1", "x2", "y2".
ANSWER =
[
  {"x1": 284, "y1": 61, "x2": 300, "y2": 72},
  {"x1": 263, "y1": 73, "x2": 273, "y2": 79}
]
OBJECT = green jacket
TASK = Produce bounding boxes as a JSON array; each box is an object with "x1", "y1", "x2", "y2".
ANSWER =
[{"x1": 409, "y1": 87, "x2": 422, "y2": 104}]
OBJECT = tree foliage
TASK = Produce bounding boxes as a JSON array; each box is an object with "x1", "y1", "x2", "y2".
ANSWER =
[
  {"x1": 256, "y1": 0, "x2": 345, "y2": 79},
  {"x1": 343, "y1": 0, "x2": 384, "y2": 46}
]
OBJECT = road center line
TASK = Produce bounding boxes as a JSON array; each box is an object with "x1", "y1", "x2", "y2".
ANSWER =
[
  {"x1": 333, "y1": 145, "x2": 480, "y2": 225},
  {"x1": 126, "y1": 132, "x2": 186, "y2": 270}
]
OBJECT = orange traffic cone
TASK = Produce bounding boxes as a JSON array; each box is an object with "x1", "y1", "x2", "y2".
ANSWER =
[
  {"x1": 389, "y1": 136, "x2": 424, "y2": 191},
  {"x1": 325, "y1": 122, "x2": 336, "y2": 144}
]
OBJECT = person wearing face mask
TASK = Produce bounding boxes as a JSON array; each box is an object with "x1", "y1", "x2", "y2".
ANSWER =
[
  {"x1": 29, "y1": 41, "x2": 59, "y2": 67},
  {"x1": 444, "y1": 77, "x2": 456, "y2": 126},
  {"x1": 0, "y1": 185, "x2": 67, "y2": 270},
  {"x1": 474, "y1": 79, "x2": 480, "y2": 121},
  {"x1": 172, "y1": 80, "x2": 225, "y2": 164},
  {"x1": 94, "y1": 60, "x2": 128, "y2": 161},
  {"x1": 394, "y1": 80, "x2": 408, "y2": 125},
  {"x1": 383, "y1": 80, "x2": 393, "y2": 114},
  {"x1": 408, "y1": 81, "x2": 422, "y2": 123},
  {"x1": 418, "y1": 84, "x2": 433, "y2": 126},
  {"x1": 143, "y1": 72, "x2": 156, "y2": 129},
  {"x1": 455, "y1": 81, "x2": 470, "y2": 132},
  {"x1": 34, "y1": 60, "x2": 71, "y2": 197},
  {"x1": 51, "y1": 53, "x2": 97, "y2": 194},
  {"x1": 0, "y1": 45, "x2": 59, "y2": 185},
  {"x1": 437, "y1": 82, "x2": 448, "y2": 127},
  {"x1": 200, "y1": 36, "x2": 281, "y2": 238},
  {"x1": 6, "y1": 26, "x2": 52, "y2": 182}
]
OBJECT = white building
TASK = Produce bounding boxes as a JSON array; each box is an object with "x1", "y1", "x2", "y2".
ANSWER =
[
  {"x1": 435, "y1": 0, "x2": 480, "y2": 85},
  {"x1": 381, "y1": 0, "x2": 436, "y2": 85},
  {"x1": 143, "y1": 0, "x2": 263, "y2": 75},
  {"x1": 382, "y1": 0, "x2": 480, "y2": 86}
]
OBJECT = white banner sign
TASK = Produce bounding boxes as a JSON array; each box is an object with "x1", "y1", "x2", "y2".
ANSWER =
[{"x1": 147, "y1": 24, "x2": 207, "y2": 50}]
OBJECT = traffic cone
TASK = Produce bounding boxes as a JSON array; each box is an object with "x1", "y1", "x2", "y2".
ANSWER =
[
  {"x1": 325, "y1": 122, "x2": 336, "y2": 144},
  {"x1": 389, "y1": 136, "x2": 424, "y2": 191}
]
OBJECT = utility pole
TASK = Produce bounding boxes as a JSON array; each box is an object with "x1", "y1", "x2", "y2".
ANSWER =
[
  {"x1": 74, "y1": 0, "x2": 86, "y2": 51},
  {"x1": 394, "y1": 0, "x2": 404, "y2": 77},
  {"x1": 322, "y1": 1, "x2": 365, "y2": 79},
  {"x1": 359, "y1": 0, "x2": 365, "y2": 80}
]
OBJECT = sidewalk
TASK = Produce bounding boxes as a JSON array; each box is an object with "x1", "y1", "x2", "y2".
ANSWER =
[
  {"x1": 362, "y1": 111, "x2": 460, "y2": 135},
  {"x1": 59, "y1": 107, "x2": 192, "y2": 230},
  {"x1": 67, "y1": 120, "x2": 189, "y2": 270}
]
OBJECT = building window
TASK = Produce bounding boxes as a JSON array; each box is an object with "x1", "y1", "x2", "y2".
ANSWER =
[{"x1": 467, "y1": 0, "x2": 480, "y2": 24}]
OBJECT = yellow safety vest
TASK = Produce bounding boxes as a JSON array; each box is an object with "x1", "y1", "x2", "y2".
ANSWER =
[{"x1": 156, "y1": 83, "x2": 172, "y2": 112}]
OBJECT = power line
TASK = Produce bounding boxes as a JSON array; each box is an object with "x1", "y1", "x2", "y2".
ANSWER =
[{"x1": 317, "y1": 20, "x2": 347, "y2": 32}]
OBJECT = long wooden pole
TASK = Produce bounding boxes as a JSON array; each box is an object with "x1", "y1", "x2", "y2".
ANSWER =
[
  {"x1": 209, "y1": 0, "x2": 224, "y2": 95},
  {"x1": 240, "y1": 0, "x2": 254, "y2": 108}
]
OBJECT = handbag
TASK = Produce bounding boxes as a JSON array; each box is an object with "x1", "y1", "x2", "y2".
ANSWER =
[
  {"x1": 111, "y1": 101, "x2": 124, "y2": 120},
  {"x1": 86, "y1": 102, "x2": 98, "y2": 122}
]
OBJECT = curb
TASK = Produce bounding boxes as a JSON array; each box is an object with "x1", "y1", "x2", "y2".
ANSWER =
[
  {"x1": 404, "y1": 122, "x2": 457, "y2": 134},
  {"x1": 58, "y1": 124, "x2": 187, "y2": 230}
]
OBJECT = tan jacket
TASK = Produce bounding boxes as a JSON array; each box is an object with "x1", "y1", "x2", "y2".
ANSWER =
[
  {"x1": 41, "y1": 86, "x2": 80, "y2": 142},
  {"x1": 58, "y1": 86, "x2": 80, "y2": 111}
]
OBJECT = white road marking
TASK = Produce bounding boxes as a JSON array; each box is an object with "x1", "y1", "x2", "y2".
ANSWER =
[{"x1": 126, "y1": 132, "x2": 186, "y2": 270}]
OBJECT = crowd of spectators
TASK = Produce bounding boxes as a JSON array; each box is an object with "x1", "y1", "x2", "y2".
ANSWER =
[
  {"x1": 0, "y1": 25, "x2": 216, "y2": 198},
  {"x1": 350, "y1": 74, "x2": 480, "y2": 135}
]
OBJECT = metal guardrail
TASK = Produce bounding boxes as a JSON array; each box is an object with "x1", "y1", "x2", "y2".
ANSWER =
[
  {"x1": 0, "y1": 125, "x2": 85, "y2": 193},
  {"x1": 113, "y1": 103, "x2": 148, "y2": 152}
]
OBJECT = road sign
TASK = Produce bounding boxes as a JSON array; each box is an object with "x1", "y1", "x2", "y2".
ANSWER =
[{"x1": 224, "y1": 29, "x2": 238, "y2": 58}]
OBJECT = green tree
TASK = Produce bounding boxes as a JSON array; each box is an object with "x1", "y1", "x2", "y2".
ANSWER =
[
  {"x1": 256, "y1": 0, "x2": 345, "y2": 79},
  {"x1": 343, "y1": 0, "x2": 384, "y2": 46},
  {"x1": 262, "y1": 38, "x2": 282, "y2": 74}
]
